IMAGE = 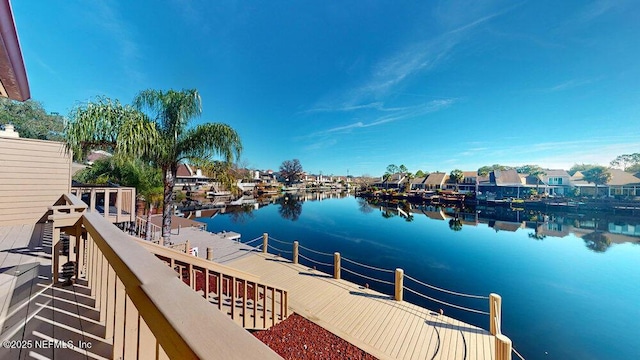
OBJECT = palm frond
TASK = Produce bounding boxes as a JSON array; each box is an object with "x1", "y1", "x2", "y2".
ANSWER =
[{"x1": 178, "y1": 123, "x2": 242, "y2": 163}]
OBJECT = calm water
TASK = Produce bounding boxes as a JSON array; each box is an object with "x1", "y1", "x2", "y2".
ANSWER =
[{"x1": 196, "y1": 194, "x2": 640, "y2": 360}]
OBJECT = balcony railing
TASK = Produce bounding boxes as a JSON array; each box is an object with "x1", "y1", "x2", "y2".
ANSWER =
[
  {"x1": 71, "y1": 185, "x2": 136, "y2": 224},
  {"x1": 135, "y1": 239, "x2": 288, "y2": 330},
  {"x1": 48, "y1": 194, "x2": 282, "y2": 359}
]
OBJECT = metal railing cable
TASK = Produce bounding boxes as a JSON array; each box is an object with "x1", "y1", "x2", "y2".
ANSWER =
[
  {"x1": 298, "y1": 253, "x2": 333, "y2": 267},
  {"x1": 513, "y1": 348, "x2": 526, "y2": 360},
  {"x1": 342, "y1": 257, "x2": 395, "y2": 273},
  {"x1": 341, "y1": 267, "x2": 394, "y2": 286},
  {"x1": 298, "y1": 244, "x2": 334, "y2": 257},
  {"x1": 403, "y1": 286, "x2": 490, "y2": 315},
  {"x1": 268, "y1": 236, "x2": 293, "y2": 245},
  {"x1": 267, "y1": 243, "x2": 292, "y2": 254},
  {"x1": 404, "y1": 274, "x2": 489, "y2": 300}
]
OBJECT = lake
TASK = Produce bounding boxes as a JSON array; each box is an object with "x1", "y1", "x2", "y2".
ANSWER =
[{"x1": 196, "y1": 193, "x2": 640, "y2": 360}]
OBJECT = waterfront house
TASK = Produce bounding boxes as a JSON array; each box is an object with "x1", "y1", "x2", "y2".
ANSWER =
[
  {"x1": 410, "y1": 176, "x2": 428, "y2": 191},
  {"x1": 479, "y1": 169, "x2": 529, "y2": 199},
  {"x1": 175, "y1": 163, "x2": 211, "y2": 188},
  {"x1": 373, "y1": 172, "x2": 407, "y2": 190},
  {"x1": 423, "y1": 172, "x2": 449, "y2": 191},
  {"x1": 528, "y1": 169, "x2": 572, "y2": 196},
  {"x1": 444, "y1": 171, "x2": 479, "y2": 193},
  {"x1": 571, "y1": 169, "x2": 640, "y2": 198}
]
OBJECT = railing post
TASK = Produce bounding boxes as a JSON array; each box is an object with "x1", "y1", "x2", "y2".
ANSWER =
[
  {"x1": 292, "y1": 241, "x2": 299, "y2": 264},
  {"x1": 207, "y1": 247, "x2": 213, "y2": 261},
  {"x1": 395, "y1": 268, "x2": 404, "y2": 301},
  {"x1": 495, "y1": 334, "x2": 512, "y2": 360},
  {"x1": 334, "y1": 252, "x2": 341, "y2": 280},
  {"x1": 104, "y1": 189, "x2": 110, "y2": 219},
  {"x1": 262, "y1": 233, "x2": 268, "y2": 253},
  {"x1": 490, "y1": 293, "x2": 502, "y2": 335}
]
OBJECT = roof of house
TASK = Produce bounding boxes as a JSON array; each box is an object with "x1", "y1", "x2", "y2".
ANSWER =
[
  {"x1": 543, "y1": 169, "x2": 571, "y2": 177},
  {"x1": 493, "y1": 169, "x2": 523, "y2": 186},
  {"x1": 607, "y1": 169, "x2": 640, "y2": 186},
  {"x1": 424, "y1": 172, "x2": 448, "y2": 185},
  {"x1": 462, "y1": 171, "x2": 477, "y2": 178},
  {"x1": 176, "y1": 163, "x2": 194, "y2": 177},
  {"x1": 571, "y1": 168, "x2": 640, "y2": 186},
  {"x1": 411, "y1": 176, "x2": 427, "y2": 185},
  {"x1": 0, "y1": 0, "x2": 30, "y2": 101},
  {"x1": 492, "y1": 221, "x2": 523, "y2": 232}
]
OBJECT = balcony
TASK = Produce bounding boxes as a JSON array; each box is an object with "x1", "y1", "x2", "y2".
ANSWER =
[{"x1": 0, "y1": 194, "x2": 284, "y2": 359}]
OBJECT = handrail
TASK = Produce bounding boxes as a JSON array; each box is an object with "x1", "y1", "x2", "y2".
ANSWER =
[
  {"x1": 133, "y1": 216, "x2": 162, "y2": 242},
  {"x1": 133, "y1": 235, "x2": 289, "y2": 330},
  {"x1": 80, "y1": 210, "x2": 281, "y2": 359},
  {"x1": 259, "y1": 233, "x2": 516, "y2": 359},
  {"x1": 71, "y1": 186, "x2": 136, "y2": 224},
  {"x1": 134, "y1": 237, "x2": 261, "y2": 283}
]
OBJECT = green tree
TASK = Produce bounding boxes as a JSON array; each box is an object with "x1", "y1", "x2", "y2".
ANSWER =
[
  {"x1": 568, "y1": 163, "x2": 597, "y2": 176},
  {"x1": 518, "y1": 165, "x2": 547, "y2": 196},
  {"x1": 279, "y1": 159, "x2": 303, "y2": 185},
  {"x1": 66, "y1": 89, "x2": 241, "y2": 241},
  {"x1": 449, "y1": 169, "x2": 464, "y2": 192},
  {"x1": 583, "y1": 232, "x2": 611, "y2": 253},
  {"x1": 477, "y1": 164, "x2": 511, "y2": 176},
  {"x1": 74, "y1": 157, "x2": 164, "y2": 241},
  {"x1": 582, "y1": 166, "x2": 611, "y2": 198},
  {"x1": 415, "y1": 170, "x2": 426, "y2": 178},
  {"x1": 449, "y1": 218, "x2": 462, "y2": 231},
  {"x1": 386, "y1": 164, "x2": 399, "y2": 175},
  {"x1": 383, "y1": 164, "x2": 399, "y2": 190},
  {"x1": 0, "y1": 98, "x2": 65, "y2": 140},
  {"x1": 191, "y1": 159, "x2": 240, "y2": 195},
  {"x1": 610, "y1": 153, "x2": 640, "y2": 172},
  {"x1": 398, "y1": 164, "x2": 408, "y2": 173}
]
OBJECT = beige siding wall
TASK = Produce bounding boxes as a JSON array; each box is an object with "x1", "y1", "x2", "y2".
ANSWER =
[{"x1": 0, "y1": 137, "x2": 71, "y2": 226}]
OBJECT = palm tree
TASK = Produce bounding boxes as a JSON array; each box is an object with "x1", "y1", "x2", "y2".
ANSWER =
[
  {"x1": 450, "y1": 169, "x2": 464, "y2": 193},
  {"x1": 582, "y1": 166, "x2": 611, "y2": 198},
  {"x1": 66, "y1": 90, "x2": 242, "y2": 241},
  {"x1": 528, "y1": 166, "x2": 547, "y2": 197}
]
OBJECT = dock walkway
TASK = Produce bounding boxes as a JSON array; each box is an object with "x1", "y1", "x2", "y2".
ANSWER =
[{"x1": 171, "y1": 228, "x2": 495, "y2": 360}]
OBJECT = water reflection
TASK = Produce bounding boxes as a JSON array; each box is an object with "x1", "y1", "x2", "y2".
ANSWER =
[
  {"x1": 277, "y1": 195, "x2": 303, "y2": 221},
  {"x1": 366, "y1": 198, "x2": 640, "y2": 253},
  {"x1": 219, "y1": 193, "x2": 640, "y2": 252}
]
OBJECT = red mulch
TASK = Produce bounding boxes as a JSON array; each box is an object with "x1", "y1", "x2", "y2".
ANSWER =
[{"x1": 253, "y1": 313, "x2": 378, "y2": 360}]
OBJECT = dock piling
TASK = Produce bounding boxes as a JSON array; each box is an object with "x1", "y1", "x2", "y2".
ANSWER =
[
  {"x1": 334, "y1": 252, "x2": 341, "y2": 280},
  {"x1": 293, "y1": 241, "x2": 299, "y2": 264},
  {"x1": 395, "y1": 268, "x2": 404, "y2": 301},
  {"x1": 262, "y1": 233, "x2": 268, "y2": 253}
]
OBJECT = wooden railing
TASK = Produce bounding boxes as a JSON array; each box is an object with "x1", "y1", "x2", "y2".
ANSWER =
[
  {"x1": 49, "y1": 194, "x2": 282, "y2": 360},
  {"x1": 71, "y1": 185, "x2": 136, "y2": 223},
  {"x1": 135, "y1": 239, "x2": 289, "y2": 330},
  {"x1": 133, "y1": 216, "x2": 162, "y2": 243},
  {"x1": 490, "y1": 294, "x2": 513, "y2": 360}
]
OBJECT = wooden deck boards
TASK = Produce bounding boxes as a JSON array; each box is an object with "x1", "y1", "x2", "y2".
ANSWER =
[
  {"x1": 0, "y1": 224, "x2": 112, "y2": 360},
  {"x1": 173, "y1": 227, "x2": 496, "y2": 359}
]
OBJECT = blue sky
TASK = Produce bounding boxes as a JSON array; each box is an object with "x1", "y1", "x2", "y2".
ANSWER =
[{"x1": 12, "y1": 0, "x2": 640, "y2": 176}]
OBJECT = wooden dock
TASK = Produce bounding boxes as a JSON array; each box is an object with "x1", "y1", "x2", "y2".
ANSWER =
[{"x1": 172, "y1": 228, "x2": 496, "y2": 360}]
